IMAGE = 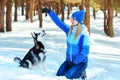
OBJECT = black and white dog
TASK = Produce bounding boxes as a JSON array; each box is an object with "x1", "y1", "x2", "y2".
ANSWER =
[{"x1": 14, "y1": 30, "x2": 46, "y2": 70}]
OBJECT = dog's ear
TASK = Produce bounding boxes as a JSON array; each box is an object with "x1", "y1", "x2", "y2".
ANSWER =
[
  {"x1": 31, "y1": 32, "x2": 35, "y2": 39},
  {"x1": 31, "y1": 32, "x2": 38, "y2": 46},
  {"x1": 34, "y1": 32, "x2": 41, "y2": 40}
]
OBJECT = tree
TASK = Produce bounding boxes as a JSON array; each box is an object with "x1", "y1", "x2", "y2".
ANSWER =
[
  {"x1": 37, "y1": 0, "x2": 42, "y2": 27},
  {"x1": 0, "y1": 0, "x2": 6, "y2": 32},
  {"x1": 60, "y1": 0, "x2": 65, "y2": 21},
  {"x1": 90, "y1": 0, "x2": 100, "y2": 19},
  {"x1": 26, "y1": 0, "x2": 30, "y2": 20},
  {"x1": 6, "y1": 0, "x2": 13, "y2": 31},
  {"x1": 103, "y1": 0, "x2": 114, "y2": 37},
  {"x1": 91, "y1": 0, "x2": 114, "y2": 37},
  {"x1": 14, "y1": 0, "x2": 18, "y2": 21},
  {"x1": 107, "y1": 0, "x2": 114, "y2": 37},
  {"x1": 84, "y1": 0, "x2": 90, "y2": 34},
  {"x1": 29, "y1": 0, "x2": 34, "y2": 23}
]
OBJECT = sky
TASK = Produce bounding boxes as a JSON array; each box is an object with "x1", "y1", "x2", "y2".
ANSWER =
[{"x1": 0, "y1": 7, "x2": 120, "y2": 80}]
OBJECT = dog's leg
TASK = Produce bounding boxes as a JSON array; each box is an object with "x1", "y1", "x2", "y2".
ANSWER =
[{"x1": 42, "y1": 54, "x2": 46, "y2": 73}]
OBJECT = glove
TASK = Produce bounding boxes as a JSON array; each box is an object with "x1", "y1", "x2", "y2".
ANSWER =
[{"x1": 42, "y1": 7, "x2": 51, "y2": 13}]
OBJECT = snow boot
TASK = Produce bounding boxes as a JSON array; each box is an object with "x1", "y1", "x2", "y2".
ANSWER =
[{"x1": 80, "y1": 71, "x2": 87, "y2": 80}]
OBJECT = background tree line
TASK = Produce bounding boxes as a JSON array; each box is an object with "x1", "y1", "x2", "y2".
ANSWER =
[{"x1": 0, "y1": 0, "x2": 120, "y2": 37}]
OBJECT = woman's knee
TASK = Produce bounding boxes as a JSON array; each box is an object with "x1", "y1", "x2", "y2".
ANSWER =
[
  {"x1": 65, "y1": 72, "x2": 73, "y2": 79},
  {"x1": 56, "y1": 61, "x2": 68, "y2": 76},
  {"x1": 65, "y1": 62, "x2": 87, "y2": 79}
]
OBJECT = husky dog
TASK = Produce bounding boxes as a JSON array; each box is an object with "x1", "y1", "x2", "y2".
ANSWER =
[{"x1": 14, "y1": 30, "x2": 46, "y2": 70}]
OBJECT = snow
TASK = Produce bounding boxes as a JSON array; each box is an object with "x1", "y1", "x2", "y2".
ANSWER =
[{"x1": 0, "y1": 7, "x2": 120, "y2": 80}]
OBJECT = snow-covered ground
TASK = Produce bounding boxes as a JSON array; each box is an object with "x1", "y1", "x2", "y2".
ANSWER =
[{"x1": 0, "y1": 7, "x2": 120, "y2": 80}]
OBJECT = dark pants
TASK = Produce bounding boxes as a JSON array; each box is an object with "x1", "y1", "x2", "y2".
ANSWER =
[{"x1": 56, "y1": 61, "x2": 87, "y2": 79}]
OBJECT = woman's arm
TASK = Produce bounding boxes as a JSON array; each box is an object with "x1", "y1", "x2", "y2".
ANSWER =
[
  {"x1": 81, "y1": 35, "x2": 90, "y2": 57},
  {"x1": 48, "y1": 10, "x2": 69, "y2": 34},
  {"x1": 73, "y1": 35, "x2": 90, "y2": 64}
]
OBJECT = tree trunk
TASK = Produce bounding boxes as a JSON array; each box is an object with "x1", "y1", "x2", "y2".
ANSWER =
[
  {"x1": 52, "y1": 2, "x2": 57, "y2": 14},
  {"x1": 14, "y1": 0, "x2": 18, "y2": 21},
  {"x1": 6, "y1": 0, "x2": 13, "y2": 31},
  {"x1": 103, "y1": 0, "x2": 108, "y2": 35},
  {"x1": 115, "y1": 10, "x2": 117, "y2": 17},
  {"x1": 84, "y1": 0, "x2": 90, "y2": 34},
  {"x1": 107, "y1": 0, "x2": 114, "y2": 37},
  {"x1": 29, "y1": 0, "x2": 34, "y2": 23},
  {"x1": 93, "y1": 9, "x2": 96, "y2": 19},
  {"x1": 104, "y1": 10, "x2": 108, "y2": 35},
  {"x1": 37, "y1": 0, "x2": 42, "y2": 27},
  {"x1": 56, "y1": 2, "x2": 60, "y2": 15},
  {"x1": 67, "y1": 3, "x2": 70, "y2": 19},
  {"x1": 21, "y1": 0, "x2": 24, "y2": 15},
  {"x1": 26, "y1": 0, "x2": 30, "y2": 20},
  {"x1": 79, "y1": 0, "x2": 84, "y2": 10},
  {"x1": 0, "y1": 0, "x2": 6, "y2": 32},
  {"x1": 60, "y1": 0, "x2": 64, "y2": 21}
]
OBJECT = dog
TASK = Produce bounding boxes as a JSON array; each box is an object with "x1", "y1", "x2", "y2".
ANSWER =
[{"x1": 14, "y1": 30, "x2": 46, "y2": 71}]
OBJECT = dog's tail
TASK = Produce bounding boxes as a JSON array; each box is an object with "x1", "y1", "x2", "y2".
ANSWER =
[{"x1": 14, "y1": 57, "x2": 21, "y2": 63}]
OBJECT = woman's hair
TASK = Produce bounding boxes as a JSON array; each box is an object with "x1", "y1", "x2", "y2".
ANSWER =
[{"x1": 69, "y1": 23, "x2": 81, "y2": 39}]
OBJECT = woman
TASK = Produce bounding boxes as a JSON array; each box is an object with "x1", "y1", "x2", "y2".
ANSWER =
[{"x1": 42, "y1": 8, "x2": 90, "y2": 80}]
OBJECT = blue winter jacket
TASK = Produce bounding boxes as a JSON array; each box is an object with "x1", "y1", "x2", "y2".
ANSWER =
[{"x1": 48, "y1": 11, "x2": 90, "y2": 64}]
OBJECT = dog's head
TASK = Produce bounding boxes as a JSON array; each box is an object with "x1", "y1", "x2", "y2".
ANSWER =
[
  {"x1": 31, "y1": 30, "x2": 46, "y2": 41},
  {"x1": 39, "y1": 30, "x2": 46, "y2": 37}
]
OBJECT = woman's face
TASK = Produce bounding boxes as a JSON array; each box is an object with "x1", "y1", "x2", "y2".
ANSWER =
[{"x1": 71, "y1": 18, "x2": 79, "y2": 26}]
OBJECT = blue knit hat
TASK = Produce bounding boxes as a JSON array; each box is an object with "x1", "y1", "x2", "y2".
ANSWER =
[{"x1": 71, "y1": 10, "x2": 85, "y2": 24}]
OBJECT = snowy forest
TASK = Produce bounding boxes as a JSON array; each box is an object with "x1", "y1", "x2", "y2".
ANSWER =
[
  {"x1": 0, "y1": 0, "x2": 120, "y2": 80},
  {"x1": 0, "y1": 0, "x2": 120, "y2": 37}
]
